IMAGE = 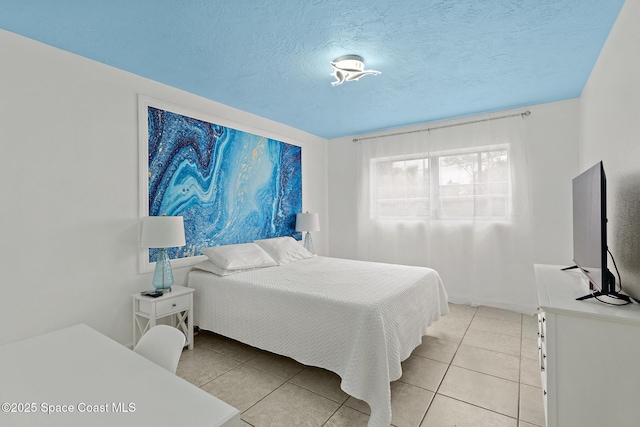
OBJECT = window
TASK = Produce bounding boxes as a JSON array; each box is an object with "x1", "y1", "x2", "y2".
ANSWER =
[
  {"x1": 371, "y1": 146, "x2": 510, "y2": 220},
  {"x1": 371, "y1": 156, "x2": 430, "y2": 218}
]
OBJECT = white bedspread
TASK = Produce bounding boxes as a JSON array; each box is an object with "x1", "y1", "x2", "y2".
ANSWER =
[{"x1": 187, "y1": 256, "x2": 448, "y2": 427}]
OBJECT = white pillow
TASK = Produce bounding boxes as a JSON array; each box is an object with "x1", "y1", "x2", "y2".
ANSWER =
[
  {"x1": 254, "y1": 236, "x2": 313, "y2": 265},
  {"x1": 192, "y1": 260, "x2": 248, "y2": 276},
  {"x1": 200, "y1": 243, "x2": 277, "y2": 271}
]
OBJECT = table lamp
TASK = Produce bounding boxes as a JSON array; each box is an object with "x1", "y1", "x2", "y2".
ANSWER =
[
  {"x1": 140, "y1": 215, "x2": 186, "y2": 291},
  {"x1": 295, "y1": 212, "x2": 320, "y2": 254}
]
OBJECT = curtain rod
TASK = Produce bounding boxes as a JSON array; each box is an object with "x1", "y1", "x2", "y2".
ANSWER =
[{"x1": 352, "y1": 110, "x2": 531, "y2": 143}]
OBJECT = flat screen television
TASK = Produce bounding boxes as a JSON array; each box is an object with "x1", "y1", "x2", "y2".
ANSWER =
[{"x1": 567, "y1": 161, "x2": 629, "y2": 302}]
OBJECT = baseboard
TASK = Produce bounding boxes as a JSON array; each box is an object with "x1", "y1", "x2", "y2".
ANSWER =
[{"x1": 446, "y1": 294, "x2": 538, "y2": 316}]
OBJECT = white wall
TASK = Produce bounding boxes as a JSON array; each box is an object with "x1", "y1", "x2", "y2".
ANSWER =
[
  {"x1": 0, "y1": 29, "x2": 328, "y2": 346},
  {"x1": 579, "y1": 0, "x2": 640, "y2": 299},
  {"x1": 328, "y1": 100, "x2": 580, "y2": 312},
  {"x1": 7, "y1": 0, "x2": 630, "y2": 342},
  {"x1": 526, "y1": 100, "x2": 580, "y2": 266}
]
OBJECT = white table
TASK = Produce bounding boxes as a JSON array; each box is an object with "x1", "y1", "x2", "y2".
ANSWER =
[{"x1": 0, "y1": 324, "x2": 241, "y2": 427}]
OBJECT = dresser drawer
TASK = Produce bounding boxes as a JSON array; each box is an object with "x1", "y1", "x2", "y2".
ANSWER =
[
  {"x1": 537, "y1": 310, "x2": 546, "y2": 360},
  {"x1": 537, "y1": 311, "x2": 546, "y2": 339},
  {"x1": 138, "y1": 294, "x2": 190, "y2": 317}
]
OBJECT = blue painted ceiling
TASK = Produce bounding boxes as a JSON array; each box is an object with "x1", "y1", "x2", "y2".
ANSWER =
[{"x1": 0, "y1": 1, "x2": 626, "y2": 139}]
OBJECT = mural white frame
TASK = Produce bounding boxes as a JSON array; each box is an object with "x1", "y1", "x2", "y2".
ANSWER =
[{"x1": 138, "y1": 95, "x2": 302, "y2": 273}]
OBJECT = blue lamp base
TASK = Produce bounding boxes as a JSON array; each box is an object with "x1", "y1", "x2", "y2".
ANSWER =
[{"x1": 152, "y1": 248, "x2": 174, "y2": 291}]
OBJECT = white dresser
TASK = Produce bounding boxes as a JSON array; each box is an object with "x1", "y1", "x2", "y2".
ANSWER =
[{"x1": 535, "y1": 264, "x2": 640, "y2": 427}]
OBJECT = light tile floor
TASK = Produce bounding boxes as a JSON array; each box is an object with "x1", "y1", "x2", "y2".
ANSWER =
[{"x1": 177, "y1": 303, "x2": 545, "y2": 427}]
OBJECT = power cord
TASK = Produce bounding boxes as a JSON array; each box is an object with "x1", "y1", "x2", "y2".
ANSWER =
[
  {"x1": 594, "y1": 294, "x2": 631, "y2": 306},
  {"x1": 593, "y1": 249, "x2": 632, "y2": 306},
  {"x1": 608, "y1": 248, "x2": 623, "y2": 294}
]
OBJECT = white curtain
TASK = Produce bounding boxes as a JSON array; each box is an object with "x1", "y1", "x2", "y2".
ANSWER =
[{"x1": 356, "y1": 116, "x2": 536, "y2": 312}]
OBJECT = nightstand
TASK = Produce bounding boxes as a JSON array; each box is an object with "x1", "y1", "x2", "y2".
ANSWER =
[{"x1": 132, "y1": 285, "x2": 195, "y2": 349}]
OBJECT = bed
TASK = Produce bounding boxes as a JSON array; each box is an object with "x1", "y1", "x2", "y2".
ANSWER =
[{"x1": 187, "y1": 238, "x2": 448, "y2": 427}]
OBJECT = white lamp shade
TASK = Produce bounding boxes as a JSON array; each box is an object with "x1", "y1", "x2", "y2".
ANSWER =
[
  {"x1": 140, "y1": 216, "x2": 186, "y2": 248},
  {"x1": 295, "y1": 212, "x2": 320, "y2": 232}
]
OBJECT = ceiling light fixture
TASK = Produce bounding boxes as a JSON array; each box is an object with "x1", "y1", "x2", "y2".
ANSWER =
[{"x1": 330, "y1": 55, "x2": 381, "y2": 86}]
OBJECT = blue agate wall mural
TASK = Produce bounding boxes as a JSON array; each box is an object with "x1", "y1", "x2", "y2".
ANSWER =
[{"x1": 145, "y1": 104, "x2": 302, "y2": 263}]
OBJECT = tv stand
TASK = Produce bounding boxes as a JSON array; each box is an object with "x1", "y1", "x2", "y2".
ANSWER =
[
  {"x1": 562, "y1": 266, "x2": 628, "y2": 302},
  {"x1": 535, "y1": 264, "x2": 640, "y2": 427},
  {"x1": 576, "y1": 290, "x2": 632, "y2": 303}
]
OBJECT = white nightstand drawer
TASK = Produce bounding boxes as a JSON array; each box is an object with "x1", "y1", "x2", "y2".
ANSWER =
[{"x1": 139, "y1": 294, "x2": 190, "y2": 317}]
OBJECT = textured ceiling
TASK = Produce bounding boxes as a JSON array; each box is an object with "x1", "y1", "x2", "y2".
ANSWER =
[{"x1": 0, "y1": 0, "x2": 626, "y2": 139}]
